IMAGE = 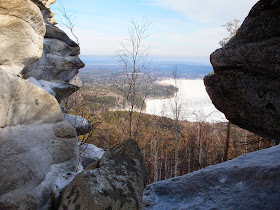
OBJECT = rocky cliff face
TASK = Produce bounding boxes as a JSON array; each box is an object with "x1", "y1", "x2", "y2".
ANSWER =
[
  {"x1": 204, "y1": 0, "x2": 280, "y2": 141},
  {"x1": 0, "y1": 1, "x2": 148, "y2": 209},
  {"x1": 21, "y1": 0, "x2": 85, "y2": 102},
  {"x1": 0, "y1": 0, "x2": 82, "y2": 208}
]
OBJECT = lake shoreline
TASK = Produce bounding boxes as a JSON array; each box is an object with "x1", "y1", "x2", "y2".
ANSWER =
[{"x1": 145, "y1": 79, "x2": 227, "y2": 123}]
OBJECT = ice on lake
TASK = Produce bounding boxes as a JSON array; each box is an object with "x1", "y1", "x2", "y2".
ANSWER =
[{"x1": 145, "y1": 79, "x2": 227, "y2": 123}]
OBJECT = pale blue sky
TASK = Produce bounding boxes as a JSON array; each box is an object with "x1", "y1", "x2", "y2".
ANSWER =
[{"x1": 52, "y1": 0, "x2": 258, "y2": 64}]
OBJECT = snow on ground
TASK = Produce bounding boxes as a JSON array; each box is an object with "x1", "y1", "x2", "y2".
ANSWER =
[
  {"x1": 79, "y1": 142, "x2": 105, "y2": 160},
  {"x1": 143, "y1": 145, "x2": 280, "y2": 209}
]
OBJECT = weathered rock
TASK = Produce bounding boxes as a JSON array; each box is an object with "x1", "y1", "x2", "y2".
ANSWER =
[
  {"x1": 0, "y1": 0, "x2": 45, "y2": 75},
  {"x1": 204, "y1": 0, "x2": 280, "y2": 141},
  {"x1": 21, "y1": 37, "x2": 84, "y2": 82},
  {"x1": 40, "y1": 80, "x2": 78, "y2": 102},
  {"x1": 0, "y1": 0, "x2": 81, "y2": 209},
  {"x1": 64, "y1": 114, "x2": 91, "y2": 135},
  {"x1": 57, "y1": 139, "x2": 149, "y2": 210},
  {"x1": 143, "y1": 145, "x2": 280, "y2": 209},
  {"x1": 45, "y1": 24, "x2": 80, "y2": 49},
  {"x1": 0, "y1": 69, "x2": 63, "y2": 128},
  {"x1": 31, "y1": 0, "x2": 57, "y2": 25},
  {"x1": 20, "y1": 29, "x2": 84, "y2": 100},
  {"x1": 0, "y1": 121, "x2": 78, "y2": 209}
]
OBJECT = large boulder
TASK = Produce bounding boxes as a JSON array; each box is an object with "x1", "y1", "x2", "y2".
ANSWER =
[
  {"x1": 0, "y1": 69, "x2": 63, "y2": 128},
  {"x1": 0, "y1": 121, "x2": 78, "y2": 209},
  {"x1": 143, "y1": 145, "x2": 280, "y2": 209},
  {"x1": 56, "y1": 139, "x2": 149, "y2": 210},
  {"x1": 0, "y1": 0, "x2": 45, "y2": 75},
  {"x1": 204, "y1": 0, "x2": 280, "y2": 141}
]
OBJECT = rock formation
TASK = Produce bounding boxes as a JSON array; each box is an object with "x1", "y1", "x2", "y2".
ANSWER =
[
  {"x1": 20, "y1": 1, "x2": 85, "y2": 102},
  {"x1": 204, "y1": 0, "x2": 280, "y2": 141},
  {"x1": 0, "y1": 122, "x2": 78, "y2": 209},
  {"x1": 0, "y1": 0, "x2": 82, "y2": 208},
  {"x1": 56, "y1": 139, "x2": 149, "y2": 210},
  {"x1": 0, "y1": 0, "x2": 45, "y2": 75},
  {"x1": 143, "y1": 145, "x2": 280, "y2": 209},
  {"x1": 0, "y1": 1, "x2": 148, "y2": 209}
]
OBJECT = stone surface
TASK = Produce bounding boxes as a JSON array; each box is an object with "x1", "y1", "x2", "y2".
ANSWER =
[
  {"x1": 0, "y1": 0, "x2": 81, "y2": 209},
  {"x1": 45, "y1": 25, "x2": 80, "y2": 49},
  {"x1": 0, "y1": 121, "x2": 78, "y2": 209},
  {"x1": 143, "y1": 145, "x2": 280, "y2": 209},
  {"x1": 39, "y1": 80, "x2": 78, "y2": 102},
  {"x1": 65, "y1": 114, "x2": 91, "y2": 135},
  {"x1": 21, "y1": 37, "x2": 84, "y2": 82},
  {"x1": 0, "y1": 69, "x2": 64, "y2": 128},
  {"x1": 20, "y1": 28, "x2": 84, "y2": 101},
  {"x1": 204, "y1": 0, "x2": 280, "y2": 141},
  {"x1": 56, "y1": 139, "x2": 149, "y2": 210},
  {"x1": 31, "y1": 0, "x2": 57, "y2": 25},
  {"x1": 0, "y1": 0, "x2": 45, "y2": 75}
]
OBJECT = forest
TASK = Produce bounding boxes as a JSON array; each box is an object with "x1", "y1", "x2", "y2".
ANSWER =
[{"x1": 65, "y1": 81, "x2": 276, "y2": 184}]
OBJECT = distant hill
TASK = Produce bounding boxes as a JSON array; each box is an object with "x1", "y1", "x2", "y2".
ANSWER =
[{"x1": 80, "y1": 55, "x2": 213, "y2": 79}]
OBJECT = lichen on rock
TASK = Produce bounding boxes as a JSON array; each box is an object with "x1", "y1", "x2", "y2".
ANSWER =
[{"x1": 56, "y1": 139, "x2": 149, "y2": 210}]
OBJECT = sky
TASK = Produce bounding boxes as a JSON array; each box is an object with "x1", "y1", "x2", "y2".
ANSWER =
[{"x1": 52, "y1": 0, "x2": 258, "y2": 64}]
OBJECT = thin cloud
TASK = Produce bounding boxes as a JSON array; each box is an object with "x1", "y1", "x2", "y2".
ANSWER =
[{"x1": 148, "y1": 0, "x2": 258, "y2": 24}]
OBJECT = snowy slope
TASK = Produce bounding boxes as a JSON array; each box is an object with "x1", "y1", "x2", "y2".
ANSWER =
[{"x1": 143, "y1": 145, "x2": 280, "y2": 210}]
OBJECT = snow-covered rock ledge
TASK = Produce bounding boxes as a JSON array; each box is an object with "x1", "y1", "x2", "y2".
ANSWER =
[{"x1": 143, "y1": 145, "x2": 280, "y2": 209}]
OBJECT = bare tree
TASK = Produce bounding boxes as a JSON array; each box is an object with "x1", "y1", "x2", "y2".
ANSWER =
[
  {"x1": 170, "y1": 66, "x2": 183, "y2": 177},
  {"x1": 191, "y1": 111, "x2": 214, "y2": 169},
  {"x1": 219, "y1": 19, "x2": 240, "y2": 161},
  {"x1": 57, "y1": 2, "x2": 80, "y2": 45},
  {"x1": 116, "y1": 18, "x2": 151, "y2": 139}
]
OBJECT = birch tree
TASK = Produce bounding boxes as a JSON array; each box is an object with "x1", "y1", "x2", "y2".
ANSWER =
[{"x1": 116, "y1": 18, "x2": 151, "y2": 139}]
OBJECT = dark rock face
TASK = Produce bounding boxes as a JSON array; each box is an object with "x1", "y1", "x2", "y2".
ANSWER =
[
  {"x1": 204, "y1": 0, "x2": 280, "y2": 141},
  {"x1": 56, "y1": 139, "x2": 149, "y2": 210}
]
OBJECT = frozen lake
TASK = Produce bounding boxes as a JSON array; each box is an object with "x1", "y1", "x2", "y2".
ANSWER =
[{"x1": 145, "y1": 79, "x2": 227, "y2": 122}]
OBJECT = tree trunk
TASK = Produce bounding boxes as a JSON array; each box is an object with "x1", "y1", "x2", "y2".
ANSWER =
[
  {"x1": 174, "y1": 127, "x2": 179, "y2": 177},
  {"x1": 153, "y1": 135, "x2": 158, "y2": 182},
  {"x1": 224, "y1": 121, "x2": 231, "y2": 161},
  {"x1": 198, "y1": 124, "x2": 203, "y2": 169}
]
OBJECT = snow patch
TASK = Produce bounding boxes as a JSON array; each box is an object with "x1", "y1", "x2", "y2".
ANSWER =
[
  {"x1": 64, "y1": 114, "x2": 90, "y2": 134},
  {"x1": 50, "y1": 143, "x2": 104, "y2": 198},
  {"x1": 79, "y1": 142, "x2": 104, "y2": 160},
  {"x1": 143, "y1": 145, "x2": 280, "y2": 209},
  {"x1": 26, "y1": 77, "x2": 56, "y2": 96}
]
